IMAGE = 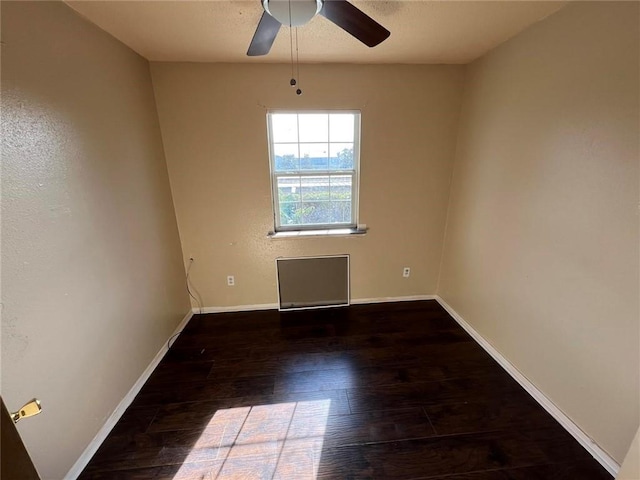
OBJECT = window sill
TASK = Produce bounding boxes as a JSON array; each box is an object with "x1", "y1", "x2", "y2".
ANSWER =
[{"x1": 268, "y1": 227, "x2": 368, "y2": 239}]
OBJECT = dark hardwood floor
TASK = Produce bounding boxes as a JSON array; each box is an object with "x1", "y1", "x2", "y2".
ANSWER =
[{"x1": 79, "y1": 300, "x2": 611, "y2": 479}]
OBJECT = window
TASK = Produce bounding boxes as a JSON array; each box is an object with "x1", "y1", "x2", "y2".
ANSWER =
[{"x1": 267, "y1": 111, "x2": 360, "y2": 232}]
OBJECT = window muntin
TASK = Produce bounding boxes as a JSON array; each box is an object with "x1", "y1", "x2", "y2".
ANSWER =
[{"x1": 268, "y1": 111, "x2": 360, "y2": 231}]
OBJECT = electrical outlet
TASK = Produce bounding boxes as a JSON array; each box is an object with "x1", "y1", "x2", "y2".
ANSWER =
[
  {"x1": 227, "y1": 275, "x2": 235, "y2": 286},
  {"x1": 403, "y1": 267, "x2": 411, "y2": 278}
]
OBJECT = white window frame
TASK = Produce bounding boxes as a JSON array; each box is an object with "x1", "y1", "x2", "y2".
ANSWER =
[{"x1": 267, "y1": 110, "x2": 361, "y2": 232}]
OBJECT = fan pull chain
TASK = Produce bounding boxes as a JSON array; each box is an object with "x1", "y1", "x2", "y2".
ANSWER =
[
  {"x1": 295, "y1": 27, "x2": 302, "y2": 95},
  {"x1": 288, "y1": 0, "x2": 297, "y2": 90},
  {"x1": 288, "y1": 0, "x2": 295, "y2": 84}
]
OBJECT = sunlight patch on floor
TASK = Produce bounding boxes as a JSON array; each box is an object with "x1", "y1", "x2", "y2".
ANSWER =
[{"x1": 172, "y1": 399, "x2": 332, "y2": 479}]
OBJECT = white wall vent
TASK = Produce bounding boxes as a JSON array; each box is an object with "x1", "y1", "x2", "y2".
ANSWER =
[{"x1": 276, "y1": 255, "x2": 350, "y2": 311}]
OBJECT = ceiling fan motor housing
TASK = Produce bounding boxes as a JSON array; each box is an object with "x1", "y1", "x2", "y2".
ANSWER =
[{"x1": 263, "y1": 0, "x2": 323, "y2": 27}]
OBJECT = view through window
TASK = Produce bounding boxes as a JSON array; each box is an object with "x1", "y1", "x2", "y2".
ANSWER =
[{"x1": 267, "y1": 112, "x2": 360, "y2": 231}]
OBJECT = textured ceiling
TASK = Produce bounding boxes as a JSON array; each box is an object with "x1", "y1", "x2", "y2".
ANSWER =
[{"x1": 65, "y1": 1, "x2": 567, "y2": 64}]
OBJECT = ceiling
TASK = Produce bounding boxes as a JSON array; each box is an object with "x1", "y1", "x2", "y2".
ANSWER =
[{"x1": 65, "y1": 1, "x2": 567, "y2": 64}]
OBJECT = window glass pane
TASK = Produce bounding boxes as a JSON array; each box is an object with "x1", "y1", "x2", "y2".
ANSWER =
[
  {"x1": 273, "y1": 143, "x2": 299, "y2": 171},
  {"x1": 330, "y1": 175, "x2": 352, "y2": 201},
  {"x1": 329, "y1": 114, "x2": 355, "y2": 142},
  {"x1": 330, "y1": 201, "x2": 352, "y2": 224},
  {"x1": 299, "y1": 114, "x2": 329, "y2": 143},
  {"x1": 300, "y1": 201, "x2": 332, "y2": 225},
  {"x1": 271, "y1": 114, "x2": 298, "y2": 143},
  {"x1": 299, "y1": 143, "x2": 329, "y2": 170},
  {"x1": 277, "y1": 177, "x2": 301, "y2": 201},
  {"x1": 280, "y1": 203, "x2": 303, "y2": 225},
  {"x1": 277, "y1": 175, "x2": 353, "y2": 226},
  {"x1": 278, "y1": 203, "x2": 302, "y2": 225},
  {"x1": 277, "y1": 177, "x2": 302, "y2": 225},
  {"x1": 300, "y1": 176, "x2": 331, "y2": 224},
  {"x1": 301, "y1": 176, "x2": 329, "y2": 201},
  {"x1": 329, "y1": 143, "x2": 354, "y2": 170}
]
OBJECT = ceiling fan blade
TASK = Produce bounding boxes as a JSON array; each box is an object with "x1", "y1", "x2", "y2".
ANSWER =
[
  {"x1": 319, "y1": 0, "x2": 390, "y2": 48},
  {"x1": 247, "y1": 12, "x2": 281, "y2": 56}
]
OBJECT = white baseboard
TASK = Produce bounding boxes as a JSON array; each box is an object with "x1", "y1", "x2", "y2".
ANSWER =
[
  {"x1": 194, "y1": 295, "x2": 437, "y2": 314},
  {"x1": 351, "y1": 295, "x2": 436, "y2": 305},
  {"x1": 195, "y1": 303, "x2": 278, "y2": 314},
  {"x1": 435, "y1": 296, "x2": 620, "y2": 477},
  {"x1": 64, "y1": 309, "x2": 194, "y2": 480}
]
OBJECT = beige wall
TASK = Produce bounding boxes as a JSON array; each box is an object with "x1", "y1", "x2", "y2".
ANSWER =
[
  {"x1": 438, "y1": 1, "x2": 639, "y2": 463},
  {"x1": 1, "y1": 2, "x2": 189, "y2": 478},
  {"x1": 618, "y1": 427, "x2": 640, "y2": 479},
  {"x1": 150, "y1": 63, "x2": 465, "y2": 307}
]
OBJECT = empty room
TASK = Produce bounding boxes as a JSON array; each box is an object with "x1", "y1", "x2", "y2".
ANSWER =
[{"x1": 1, "y1": 1, "x2": 638, "y2": 479}]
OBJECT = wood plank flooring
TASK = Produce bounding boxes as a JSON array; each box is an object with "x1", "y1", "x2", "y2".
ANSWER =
[{"x1": 79, "y1": 300, "x2": 611, "y2": 479}]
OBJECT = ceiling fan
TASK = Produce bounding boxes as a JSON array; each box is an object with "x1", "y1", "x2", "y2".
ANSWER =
[{"x1": 247, "y1": 0, "x2": 391, "y2": 56}]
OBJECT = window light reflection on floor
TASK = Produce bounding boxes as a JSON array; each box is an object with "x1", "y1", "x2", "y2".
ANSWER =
[{"x1": 172, "y1": 399, "x2": 332, "y2": 479}]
